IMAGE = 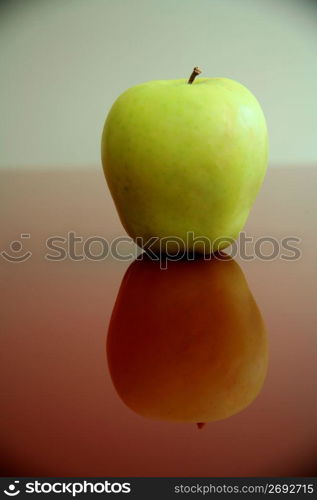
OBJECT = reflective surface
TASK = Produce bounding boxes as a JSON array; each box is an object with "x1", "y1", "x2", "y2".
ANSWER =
[
  {"x1": 0, "y1": 167, "x2": 316, "y2": 476},
  {"x1": 107, "y1": 257, "x2": 268, "y2": 425}
]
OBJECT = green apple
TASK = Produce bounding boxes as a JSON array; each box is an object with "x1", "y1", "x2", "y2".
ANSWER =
[{"x1": 101, "y1": 68, "x2": 268, "y2": 254}]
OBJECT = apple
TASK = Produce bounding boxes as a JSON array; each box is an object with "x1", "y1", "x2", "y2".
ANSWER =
[
  {"x1": 101, "y1": 68, "x2": 268, "y2": 254},
  {"x1": 107, "y1": 256, "x2": 268, "y2": 424}
]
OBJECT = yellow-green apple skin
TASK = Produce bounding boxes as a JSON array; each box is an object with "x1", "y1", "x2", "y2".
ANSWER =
[
  {"x1": 107, "y1": 257, "x2": 268, "y2": 424},
  {"x1": 101, "y1": 76, "x2": 268, "y2": 254}
]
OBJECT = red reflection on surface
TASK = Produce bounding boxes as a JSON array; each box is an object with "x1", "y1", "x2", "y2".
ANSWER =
[
  {"x1": 107, "y1": 257, "x2": 268, "y2": 425},
  {"x1": 0, "y1": 169, "x2": 316, "y2": 476}
]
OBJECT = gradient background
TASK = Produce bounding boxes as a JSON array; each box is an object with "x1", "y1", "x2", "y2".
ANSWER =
[
  {"x1": 1, "y1": 0, "x2": 317, "y2": 478},
  {"x1": 1, "y1": 0, "x2": 317, "y2": 169}
]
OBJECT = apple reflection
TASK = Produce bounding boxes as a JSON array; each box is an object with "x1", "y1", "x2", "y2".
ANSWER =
[{"x1": 107, "y1": 256, "x2": 268, "y2": 424}]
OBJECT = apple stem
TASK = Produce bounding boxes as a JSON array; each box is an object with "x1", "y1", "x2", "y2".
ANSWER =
[
  {"x1": 188, "y1": 67, "x2": 202, "y2": 84},
  {"x1": 196, "y1": 422, "x2": 206, "y2": 430}
]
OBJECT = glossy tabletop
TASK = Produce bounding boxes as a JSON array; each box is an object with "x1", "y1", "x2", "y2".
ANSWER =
[{"x1": 0, "y1": 167, "x2": 316, "y2": 477}]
